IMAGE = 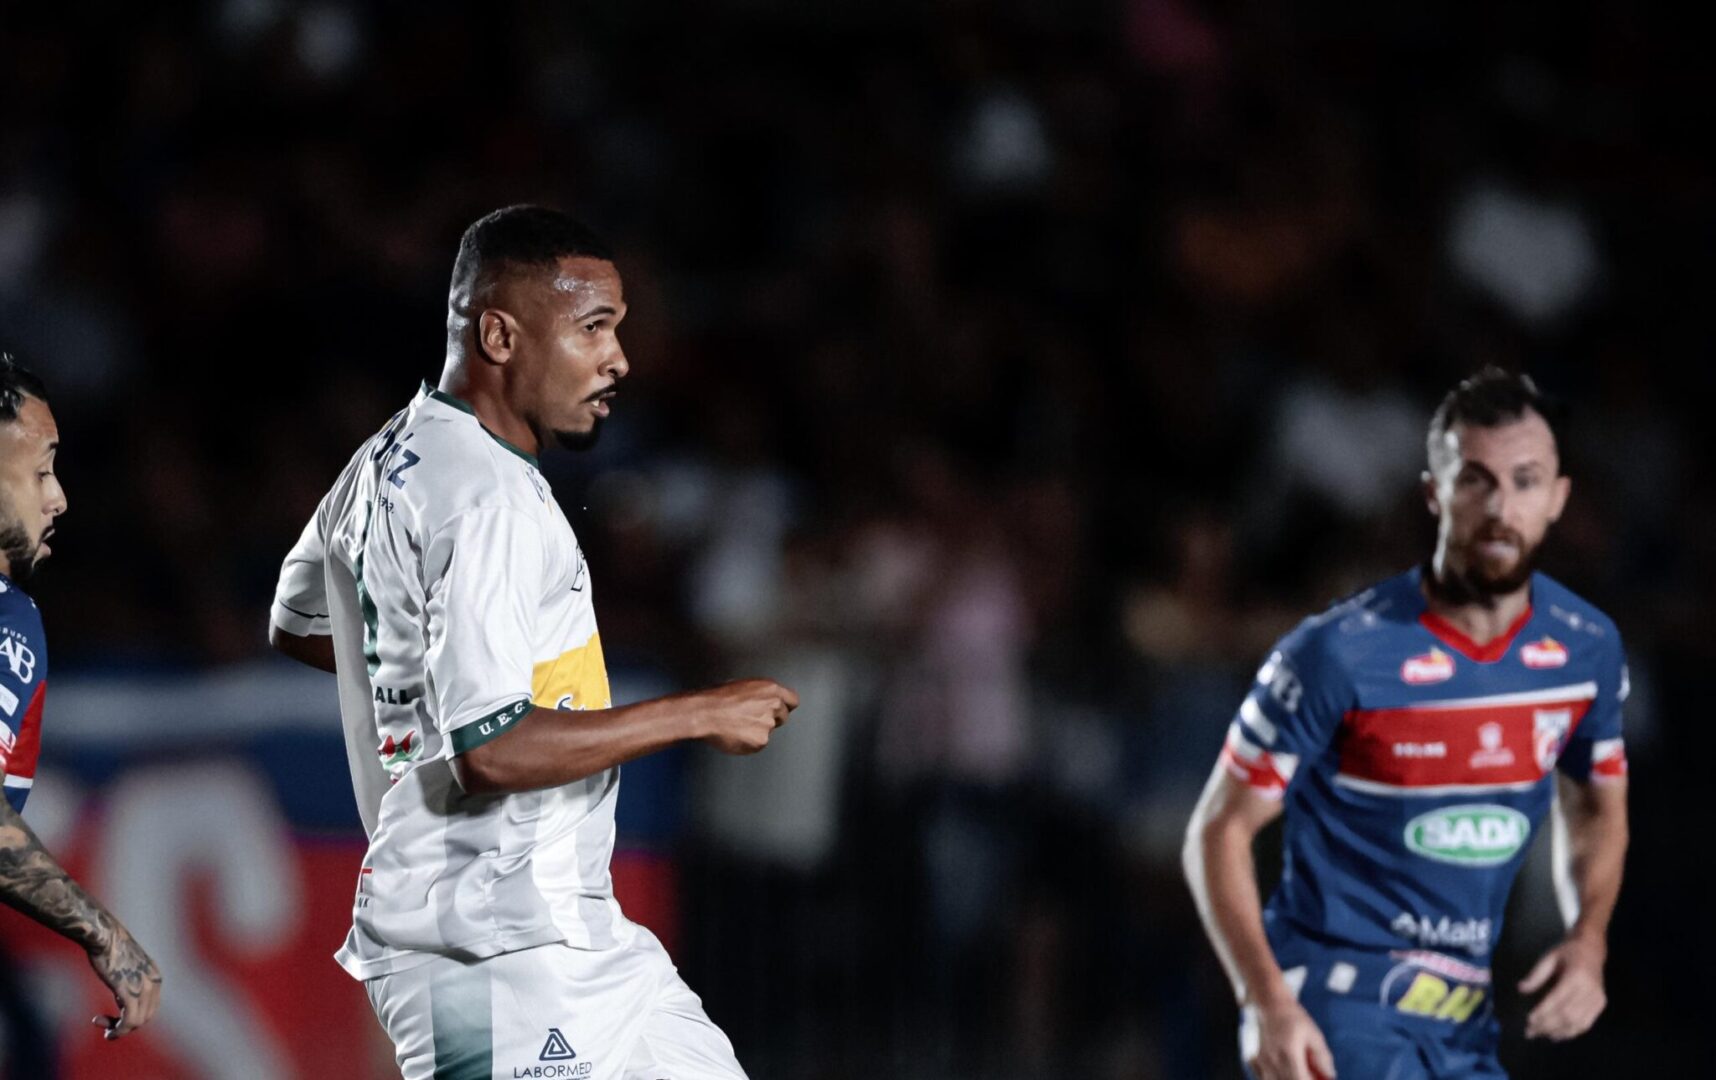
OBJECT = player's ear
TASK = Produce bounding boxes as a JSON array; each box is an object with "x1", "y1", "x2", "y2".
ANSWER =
[
  {"x1": 477, "y1": 309, "x2": 518, "y2": 366},
  {"x1": 1547, "y1": 474, "x2": 1572, "y2": 523},
  {"x1": 1422, "y1": 470, "x2": 1441, "y2": 517}
]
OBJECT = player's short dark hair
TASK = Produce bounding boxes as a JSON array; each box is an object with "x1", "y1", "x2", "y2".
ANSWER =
[
  {"x1": 1427, "y1": 366, "x2": 1567, "y2": 473},
  {"x1": 449, "y1": 205, "x2": 614, "y2": 301},
  {"x1": 0, "y1": 351, "x2": 48, "y2": 423}
]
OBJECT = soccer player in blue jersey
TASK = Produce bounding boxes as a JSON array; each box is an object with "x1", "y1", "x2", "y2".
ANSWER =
[
  {"x1": 1184, "y1": 368, "x2": 1629, "y2": 1080},
  {"x1": 0, "y1": 353, "x2": 162, "y2": 1041}
]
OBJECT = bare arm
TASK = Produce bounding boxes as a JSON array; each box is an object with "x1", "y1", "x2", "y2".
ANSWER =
[
  {"x1": 1184, "y1": 763, "x2": 1334, "y2": 1079},
  {"x1": 0, "y1": 799, "x2": 162, "y2": 1039},
  {"x1": 268, "y1": 622, "x2": 336, "y2": 674},
  {"x1": 1521, "y1": 774, "x2": 1628, "y2": 1041},
  {"x1": 1554, "y1": 773, "x2": 1629, "y2": 948},
  {"x1": 454, "y1": 678, "x2": 798, "y2": 795},
  {"x1": 1183, "y1": 762, "x2": 1290, "y2": 1005}
]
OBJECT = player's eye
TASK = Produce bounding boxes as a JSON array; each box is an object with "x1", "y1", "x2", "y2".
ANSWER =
[{"x1": 584, "y1": 320, "x2": 603, "y2": 333}]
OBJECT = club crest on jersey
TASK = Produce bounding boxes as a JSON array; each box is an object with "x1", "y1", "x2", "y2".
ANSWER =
[
  {"x1": 1468, "y1": 722, "x2": 1515, "y2": 769},
  {"x1": 1401, "y1": 647, "x2": 1455, "y2": 685},
  {"x1": 377, "y1": 730, "x2": 422, "y2": 768},
  {"x1": 1533, "y1": 708, "x2": 1572, "y2": 771},
  {"x1": 1520, "y1": 637, "x2": 1568, "y2": 669}
]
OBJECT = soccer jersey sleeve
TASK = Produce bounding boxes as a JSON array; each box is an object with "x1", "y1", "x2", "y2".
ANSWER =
[
  {"x1": 1220, "y1": 619, "x2": 1355, "y2": 798},
  {"x1": 272, "y1": 507, "x2": 332, "y2": 637},
  {"x1": 1559, "y1": 630, "x2": 1629, "y2": 782},
  {"x1": 423, "y1": 507, "x2": 544, "y2": 755},
  {"x1": 0, "y1": 599, "x2": 47, "y2": 812}
]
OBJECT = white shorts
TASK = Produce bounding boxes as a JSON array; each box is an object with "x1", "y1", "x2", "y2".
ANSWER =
[{"x1": 364, "y1": 927, "x2": 747, "y2": 1080}]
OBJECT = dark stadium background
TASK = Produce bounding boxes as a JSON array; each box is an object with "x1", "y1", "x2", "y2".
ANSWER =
[{"x1": 1, "y1": 2, "x2": 1708, "y2": 1077}]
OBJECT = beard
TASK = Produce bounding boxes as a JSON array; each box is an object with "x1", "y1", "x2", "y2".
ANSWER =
[
  {"x1": 1432, "y1": 525, "x2": 1540, "y2": 605},
  {"x1": 553, "y1": 421, "x2": 603, "y2": 452},
  {"x1": 0, "y1": 513, "x2": 38, "y2": 582}
]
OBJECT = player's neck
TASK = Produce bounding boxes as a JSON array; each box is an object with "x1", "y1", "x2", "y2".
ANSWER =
[
  {"x1": 437, "y1": 369, "x2": 541, "y2": 460},
  {"x1": 1421, "y1": 565, "x2": 1532, "y2": 647}
]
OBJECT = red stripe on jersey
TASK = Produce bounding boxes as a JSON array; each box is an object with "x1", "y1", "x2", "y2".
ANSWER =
[
  {"x1": 4, "y1": 681, "x2": 46, "y2": 782},
  {"x1": 1418, "y1": 606, "x2": 1534, "y2": 663},
  {"x1": 1220, "y1": 743, "x2": 1289, "y2": 797},
  {"x1": 1337, "y1": 695, "x2": 1592, "y2": 788},
  {"x1": 1591, "y1": 738, "x2": 1628, "y2": 780}
]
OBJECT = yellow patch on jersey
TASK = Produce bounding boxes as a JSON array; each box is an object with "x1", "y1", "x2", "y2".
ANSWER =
[
  {"x1": 1394, "y1": 972, "x2": 1486, "y2": 1022},
  {"x1": 531, "y1": 633, "x2": 612, "y2": 712}
]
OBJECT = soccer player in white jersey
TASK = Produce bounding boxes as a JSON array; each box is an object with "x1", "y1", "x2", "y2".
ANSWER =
[{"x1": 268, "y1": 206, "x2": 798, "y2": 1080}]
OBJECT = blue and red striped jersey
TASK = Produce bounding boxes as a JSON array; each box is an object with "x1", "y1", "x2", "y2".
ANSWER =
[
  {"x1": 0, "y1": 574, "x2": 48, "y2": 813},
  {"x1": 1221, "y1": 567, "x2": 1627, "y2": 961}
]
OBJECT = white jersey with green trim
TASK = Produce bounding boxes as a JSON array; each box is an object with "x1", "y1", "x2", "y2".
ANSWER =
[{"x1": 272, "y1": 382, "x2": 626, "y2": 981}]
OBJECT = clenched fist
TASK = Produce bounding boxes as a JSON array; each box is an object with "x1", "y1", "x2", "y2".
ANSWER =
[
  {"x1": 86, "y1": 920, "x2": 163, "y2": 1040},
  {"x1": 692, "y1": 678, "x2": 799, "y2": 754}
]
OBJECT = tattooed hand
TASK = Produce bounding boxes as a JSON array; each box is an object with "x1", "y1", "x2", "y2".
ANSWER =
[
  {"x1": 86, "y1": 919, "x2": 164, "y2": 1038},
  {"x1": 1, "y1": 799, "x2": 163, "y2": 1039}
]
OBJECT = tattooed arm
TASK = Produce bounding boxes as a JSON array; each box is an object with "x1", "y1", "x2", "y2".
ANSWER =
[{"x1": 0, "y1": 798, "x2": 162, "y2": 1039}]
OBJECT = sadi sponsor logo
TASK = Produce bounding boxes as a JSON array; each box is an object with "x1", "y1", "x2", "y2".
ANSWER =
[
  {"x1": 1401, "y1": 647, "x2": 1455, "y2": 685},
  {"x1": 1404, "y1": 805, "x2": 1530, "y2": 866}
]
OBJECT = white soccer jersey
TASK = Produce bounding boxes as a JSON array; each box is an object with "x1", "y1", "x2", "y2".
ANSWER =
[{"x1": 273, "y1": 382, "x2": 627, "y2": 981}]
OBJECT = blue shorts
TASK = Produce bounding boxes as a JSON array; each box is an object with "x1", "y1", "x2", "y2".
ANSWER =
[{"x1": 1239, "y1": 940, "x2": 1505, "y2": 1080}]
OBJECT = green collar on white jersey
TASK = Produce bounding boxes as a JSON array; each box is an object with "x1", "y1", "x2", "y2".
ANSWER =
[{"x1": 421, "y1": 381, "x2": 540, "y2": 469}]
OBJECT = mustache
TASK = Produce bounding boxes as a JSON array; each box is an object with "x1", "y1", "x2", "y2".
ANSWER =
[{"x1": 1472, "y1": 525, "x2": 1524, "y2": 547}]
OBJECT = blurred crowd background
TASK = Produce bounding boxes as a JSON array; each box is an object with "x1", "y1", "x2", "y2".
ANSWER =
[{"x1": 2, "y1": 1, "x2": 1710, "y2": 1077}]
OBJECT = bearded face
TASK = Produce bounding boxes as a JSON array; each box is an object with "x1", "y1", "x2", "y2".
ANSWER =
[
  {"x1": 0, "y1": 394, "x2": 65, "y2": 582},
  {"x1": 1426, "y1": 411, "x2": 1570, "y2": 605}
]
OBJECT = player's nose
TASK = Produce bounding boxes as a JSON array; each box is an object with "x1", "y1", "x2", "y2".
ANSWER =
[
  {"x1": 604, "y1": 345, "x2": 629, "y2": 381},
  {"x1": 1483, "y1": 483, "x2": 1509, "y2": 519}
]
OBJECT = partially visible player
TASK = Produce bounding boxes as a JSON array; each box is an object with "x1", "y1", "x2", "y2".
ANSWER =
[
  {"x1": 0, "y1": 352, "x2": 163, "y2": 1041},
  {"x1": 1184, "y1": 368, "x2": 1629, "y2": 1079},
  {"x1": 269, "y1": 206, "x2": 797, "y2": 1079}
]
